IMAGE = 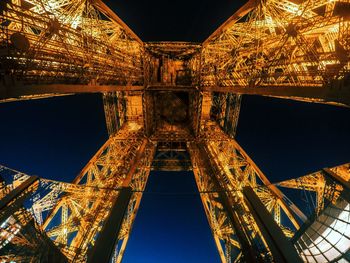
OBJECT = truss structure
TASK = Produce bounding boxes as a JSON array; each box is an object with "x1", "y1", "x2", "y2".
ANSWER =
[{"x1": 0, "y1": 0, "x2": 350, "y2": 262}]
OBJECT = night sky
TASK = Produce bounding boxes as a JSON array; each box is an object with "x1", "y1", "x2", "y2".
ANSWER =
[
  {"x1": 1, "y1": 0, "x2": 350, "y2": 262},
  {"x1": 104, "y1": 0, "x2": 244, "y2": 42}
]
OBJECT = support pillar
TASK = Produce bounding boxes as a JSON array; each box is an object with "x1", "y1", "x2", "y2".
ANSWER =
[
  {"x1": 88, "y1": 187, "x2": 133, "y2": 263},
  {"x1": 191, "y1": 143, "x2": 257, "y2": 262},
  {"x1": 218, "y1": 191, "x2": 256, "y2": 263},
  {"x1": 243, "y1": 186, "x2": 303, "y2": 263}
]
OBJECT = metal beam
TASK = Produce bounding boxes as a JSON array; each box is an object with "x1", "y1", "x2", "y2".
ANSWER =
[
  {"x1": 193, "y1": 143, "x2": 257, "y2": 262},
  {"x1": 227, "y1": 138, "x2": 308, "y2": 227},
  {"x1": 0, "y1": 84, "x2": 144, "y2": 101},
  {"x1": 243, "y1": 186, "x2": 303, "y2": 263},
  {"x1": 93, "y1": 0, "x2": 143, "y2": 45},
  {"x1": 87, "y1": 187, "x2": 132, "y2": 263},
  {"x1": 202, "y1": 85, "x2": 350, "y2": 107},
  {"x1": 146, "y1": 85, "x2": 198, "y2": 92},
  {"x1": 203, "y1": 0, "x2": 257, "y2": 46}
]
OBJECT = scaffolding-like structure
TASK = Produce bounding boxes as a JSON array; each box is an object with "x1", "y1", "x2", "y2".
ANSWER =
[{"x1": 0, "y1": 0, "x2": 349, "y2": 262}]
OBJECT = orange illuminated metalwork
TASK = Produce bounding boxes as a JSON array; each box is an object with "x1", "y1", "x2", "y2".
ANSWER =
[{"x1": 0, "y1": 0, "x2": 349, "y2": 262}]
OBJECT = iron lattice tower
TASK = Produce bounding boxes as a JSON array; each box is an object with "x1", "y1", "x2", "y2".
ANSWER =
[{"x1": 0, "y1": 0, "x2": 350, "y2": 262}]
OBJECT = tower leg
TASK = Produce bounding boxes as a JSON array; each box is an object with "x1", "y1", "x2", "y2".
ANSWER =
[
  {"x1": 188, "y1": 142, "x2": 256, "y2": 262},
  {"x1": 88, "y1": 187, "x2": 132, "y2": 263},
  {"x1": 189, "y1": 121, "x2": 306, "y2": 261},
  {"x1": 243, "y1": 186, "x2": 303, "y2": 263},
  {"x1": 37, "y1": 123, "x2": 155, "y2": 261}
]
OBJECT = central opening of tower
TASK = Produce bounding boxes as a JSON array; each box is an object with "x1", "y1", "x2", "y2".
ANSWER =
[
  {"x1": 142, "y1": 42, "x2": 203, "y2": 141},
  {"x1": 122, "y1": 170, "x2": 221, "y2": 263},
  {"x1": 121, "y1": 37, "x2": 222, "y2": 257}
]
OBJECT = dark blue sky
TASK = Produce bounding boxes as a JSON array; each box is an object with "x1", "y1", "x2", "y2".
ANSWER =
[
  {"x1": 104, "y1": 0, "x2": 244, "y2": 42},
  {"x1": 0, "y1": 94, "x2": 349, "y2": 262},
  {"x1": 236, "y1": 97, "x2": 350, "y2": 182},
  {"x1": 123, "y1": 171, "x2": 220, "y2": 263}
]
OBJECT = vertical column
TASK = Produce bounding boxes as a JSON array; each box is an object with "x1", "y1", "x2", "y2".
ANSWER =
[
  {"x1": 188, "y1": 142, "x2": 257, "y2": 262},
  {"x1": 88, "y1": 187, "x2": 133, "y2": 263},
  {"x1": 192, "y1": 121, "x2": 308, "y2": 261},
  {"x1": 103, "y1": 92, "x2": 120, "y2": 136},
  {"x1": 38, "y1": 123, "x2": 154, "y2": 261},
  {"x1": 223, "y1": 94, "x2": 241, "y2": 138},
  {"x1": 243, "y1": 186, "x2": 303, "y2": 263}
]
